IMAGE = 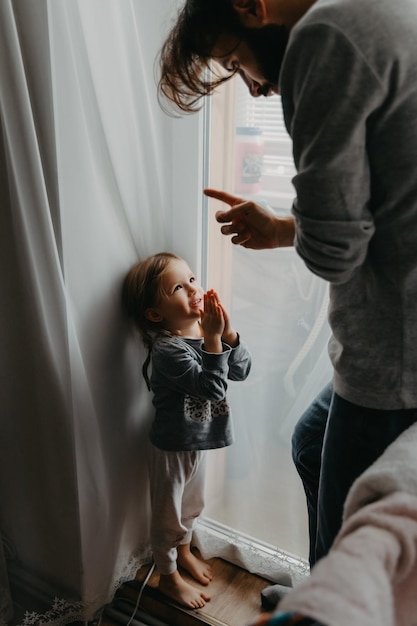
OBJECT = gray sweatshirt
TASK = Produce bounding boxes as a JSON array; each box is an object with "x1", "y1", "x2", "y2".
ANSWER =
[
  {"x1": 149, "y1": 334, "x2": 251, "y2": 451},
  {"x1": 280, "y1": 0, "x2": 417, "y2": 409}
]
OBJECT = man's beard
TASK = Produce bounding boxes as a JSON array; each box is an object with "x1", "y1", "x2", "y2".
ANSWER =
[{"x1": 243, "y1": 24, "x2": 289, "y2": 93}]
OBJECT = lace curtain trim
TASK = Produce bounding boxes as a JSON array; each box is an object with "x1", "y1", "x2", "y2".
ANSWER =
[
  {"x1": 12, "y1": 549, "x2": 152, "y2": 626},
  {"x1": 194, "y1": 517, "x2": 310, "y2": 587}
]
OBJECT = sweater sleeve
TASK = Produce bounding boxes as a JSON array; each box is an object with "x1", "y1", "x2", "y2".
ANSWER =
[
  {"x1": 280, "y1": 22, "x2": 383, "y2": 284},
  {"x1": 225, "y1": 337, "x2": 252, "y2": 382},
  {"x1": 152, "y1": 337, "x2": 231, "y2": 401}
]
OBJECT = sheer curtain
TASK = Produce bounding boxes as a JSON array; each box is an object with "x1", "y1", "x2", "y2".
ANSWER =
[
  {"x1": 196, "y1": 80, "x2": 332, "y2": 576},
  {"x1": 0, "y1": 0, "x2": 198, "y2": 623}
]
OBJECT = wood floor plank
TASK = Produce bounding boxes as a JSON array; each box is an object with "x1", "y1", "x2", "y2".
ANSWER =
[{"x1": 112, "y1": 553, "x2": 272, "y2": 626}]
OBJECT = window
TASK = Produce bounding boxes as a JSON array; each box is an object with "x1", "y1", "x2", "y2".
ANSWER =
[{"x1": 202, "y1": 79, "x2": 332, "y2": 561}]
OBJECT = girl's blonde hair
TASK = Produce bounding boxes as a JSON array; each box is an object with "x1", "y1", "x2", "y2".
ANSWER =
[{"x1": 122, "y1": 252, "x2": 181, "y2": 389}]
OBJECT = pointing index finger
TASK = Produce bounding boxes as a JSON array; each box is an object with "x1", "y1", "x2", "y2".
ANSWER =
[{"x1": 204, "y1": 188, "x2": 246, "y2": 207}]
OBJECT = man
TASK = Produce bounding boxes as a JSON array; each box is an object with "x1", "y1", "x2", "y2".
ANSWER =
[{"x1": 158, "y1": 0, "x2": 417, "y2": 568}]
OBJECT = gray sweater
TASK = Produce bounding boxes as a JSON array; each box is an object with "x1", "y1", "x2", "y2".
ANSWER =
[
  {"x1": 149, "y1": 334, "x2": 251, "y2": 451},
  {"x1": 280, "y1": 0, "x2": 417, "y2": 409}
]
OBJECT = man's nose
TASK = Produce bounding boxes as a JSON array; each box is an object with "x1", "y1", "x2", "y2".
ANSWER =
[
  {"x1": 239, "y1": 71, "x2": 262, "y2": 98},
  {"x1": 250, "y1": 82, "x2": 263, "y2": 97}
]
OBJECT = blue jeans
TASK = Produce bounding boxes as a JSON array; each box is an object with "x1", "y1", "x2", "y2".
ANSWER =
[{"x1": 292, "y1": 382, "x2": 417, "y2": 567}]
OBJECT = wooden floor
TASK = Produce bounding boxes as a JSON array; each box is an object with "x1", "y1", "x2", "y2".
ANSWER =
[{"x1": 102, "y1": 551, "x2": 274, "y2": 626}]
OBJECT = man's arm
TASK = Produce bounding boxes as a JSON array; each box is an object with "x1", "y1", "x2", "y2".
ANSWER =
[{"x1": 280, "y1": 22, "x2": 382, "y2": 284}]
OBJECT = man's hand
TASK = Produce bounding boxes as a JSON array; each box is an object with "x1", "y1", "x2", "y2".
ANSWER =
[{"x1": 204, "y1": 188, "x2": 295, "y2": 250}]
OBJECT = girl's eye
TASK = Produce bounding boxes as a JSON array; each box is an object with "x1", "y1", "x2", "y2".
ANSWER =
[
  {"x1": 173, "y1": 284, "x2": 182, "y2": 292},
  {"x1": 190, "y1": 276, "x2": 195, "y2": 283}
]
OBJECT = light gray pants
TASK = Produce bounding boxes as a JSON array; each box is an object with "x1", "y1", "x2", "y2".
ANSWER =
[{"x1": 148, "y1": 444, "x2": 207, "y2": 575}]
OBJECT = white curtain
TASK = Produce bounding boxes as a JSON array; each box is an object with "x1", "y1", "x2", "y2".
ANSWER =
[{"x1": 0, "y1": 0, "x2": 181, "y2": 623}]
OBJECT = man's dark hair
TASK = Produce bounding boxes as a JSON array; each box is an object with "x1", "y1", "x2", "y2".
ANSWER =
[{"x1": 157, "y1": 0, "x2": 247, "y2": 114}]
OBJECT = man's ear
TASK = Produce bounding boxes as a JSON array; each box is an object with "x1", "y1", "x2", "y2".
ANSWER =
[
  {"x1": 232, "y1": 0, "x2": 267, "y2": 27},
  {"x1": 145, "y1": 308, "x2": 163, "y2": 323}
]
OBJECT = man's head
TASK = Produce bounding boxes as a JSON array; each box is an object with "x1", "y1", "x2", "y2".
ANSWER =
[{"x1": 157, "y1": 0, "x2": 289, "y2": 114}]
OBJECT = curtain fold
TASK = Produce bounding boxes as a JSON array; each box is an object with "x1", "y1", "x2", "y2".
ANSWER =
[{"x1": 0, "y1": 0, "x2": 174, "y2": 622}]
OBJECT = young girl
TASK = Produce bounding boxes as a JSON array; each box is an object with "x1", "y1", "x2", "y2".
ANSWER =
[{"x1": 122, "y1": 252, "x2": 251, "y2": 609}]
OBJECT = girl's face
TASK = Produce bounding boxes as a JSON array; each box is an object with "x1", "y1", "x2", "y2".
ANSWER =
[{"x1": 149, "y1": 259, "x2": 204, "y2": 333}]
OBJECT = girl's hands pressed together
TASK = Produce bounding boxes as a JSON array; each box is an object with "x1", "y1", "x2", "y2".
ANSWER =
[
  {"x1": 200, "y1": 290, "x2": 224, "y2": 353},
  {"x1": 218, "y1": 302, "x2": 239, "y2": 348}
]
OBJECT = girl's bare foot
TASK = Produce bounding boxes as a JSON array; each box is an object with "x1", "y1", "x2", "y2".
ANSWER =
[
  {"x1": 158, "y1": 570, "x2": 211, "y2": 609},
  {"x1": 177, "y1": 544, "x2": 213, "y2": 585}
]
